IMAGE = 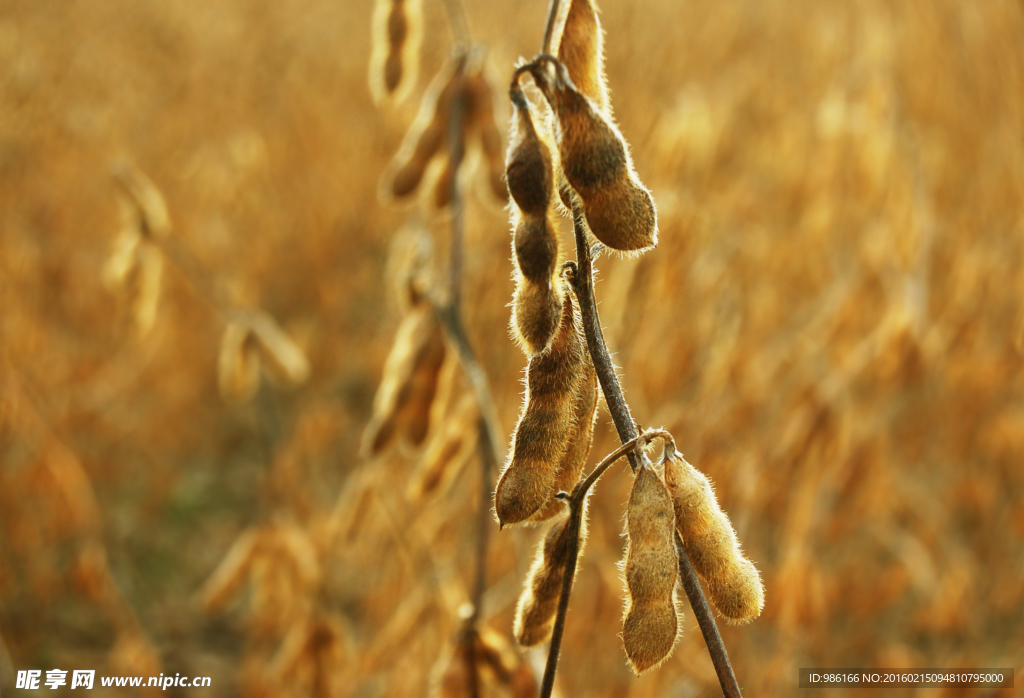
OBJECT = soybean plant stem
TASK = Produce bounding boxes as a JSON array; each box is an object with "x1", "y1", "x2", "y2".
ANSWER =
[
  {"x1": 676, "y1": 531, "x2": 743, "y2": 698},
  {"x1": 436, "y1": 53, "x2": 500, "y2": 698},
  {"x1": 564, "y1": 200, "x2": 744, "y2": 698},
  {"x1": 541, "y1": 0, "x2": 563, "y2": 55},
  {"x1": 568, "y1": 200, "x2": 642, "y2": 473},
  {"x1": 538, "y1": 495, "x2": 582, "y2": 698}
]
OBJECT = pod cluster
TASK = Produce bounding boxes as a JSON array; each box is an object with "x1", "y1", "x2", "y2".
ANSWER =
[
  {"x1": 664, "y1": 451, "x2": 765, "y2": 624},
  {"x1": 621, "y1": 466, "x2": 680, "y2": 675},
  {"x1": 383, "y1": 54, "x2": 508, "y2": 210}
]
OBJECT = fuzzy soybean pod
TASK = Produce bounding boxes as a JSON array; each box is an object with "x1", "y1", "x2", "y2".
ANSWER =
[
  {"x1": 557, "y1": 0, "x2": 609, "y2": 113},
  {"x1": 369, "y1": 0, "x2": 422, "y2": 105},
  {"x1": 664, "y1": 452, "x2": 765, "y2": 623},
  {"x1": 361, "y1": 301, "x2": 447, "y2": 456},
  {"x1": 621, "y1": 465, "x2": 680, "y2": 675},
  {"x1": 506, "y1": 87, "x2": 564, "y2": 355},
  {"x1": 513, "y1": 507, "x2": 588, "y2": 647},
  {"x1": 527, "y1": 346, "x2": 597, "y2": 523},
  {"x1": 530, "y1": 59, "x2": 657, "y2": 255},
  {"x1": 494, "y1": 295, "x2": 585, "y2": 526},
  {"x1": 385, "y1": 59, "x2": 462, "y2": 200},
  {"x1": 465, "y1": 69, "x2": 509, "y2": 204}
]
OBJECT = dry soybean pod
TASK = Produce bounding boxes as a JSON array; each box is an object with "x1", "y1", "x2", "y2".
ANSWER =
[
  {"x1": 621, "y1": 464, "x2": 681, "y2": 675},
  {"x1": 513, "y1": 505, "x2": 588, "y2": 647},
  {"x1": 529, "y1": 56, "x2": 657, "y2": 255},
  {"x1": 664, "y1": 451, "x2": 765, "y2": 623},
  {"x1": 527, "y1": 327, "x2": 597, "y2": 523},
  {"x1": 407, "y1": 392, "x2": 477, "y2": 500},
  {"x1": 385, "y1": 57, "x2": 465, "y2": 200},
  {"x1": 369, "y1": 0, "x2": 423, "y2": 105},
  {"x1": 494, "y1": 294, "x2": 584, "y2": 526},
  {"x1": 506, "y1": 80, "x2": 564, "y2": 355},
  {"x1": 361, "y1": 301, "x2": 447, "y2": 456},
  {"x1": 465, "y1": 67, "x2": 509, "y2": 204},
  {"x1": 556, "y1": 0, "x2": 609, "y2": 114}
]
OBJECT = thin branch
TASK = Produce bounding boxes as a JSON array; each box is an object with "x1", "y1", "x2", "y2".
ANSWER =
[
  {"x1": 554, "y1": 199, "x2": 744, "y2": 697},
  {"x1": 541, "y1": 0, "x2": 563, "y2": 55},
  {"x1": 539, "y1": 494, "x2": 582, "y2": 698},
  {"x1": 574, "y1": 427, "x2": 673, "y2": 503},
  {"x1": 675, "y1": 531, "x2": 742, "y2": 698},
  {"x1": 434, "y1": 51, "x2": 502, "y2": 698},
  {"x1": 441, "y1": 0, "x2": 472, "y2": 50},
  {"x1": 566, "y1": 200, "x2": 642, "y2": 473},
  {"x1": 538, "y1": 427, "x2": 673, "y2": 698}
]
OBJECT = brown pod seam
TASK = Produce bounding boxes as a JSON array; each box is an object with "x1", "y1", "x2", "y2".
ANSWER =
[
  {"x1": 494, "y1": 294, "x2": 584, "y2": 526},
  {"x1": 513, "y1": 508, "x2": 588, "y2": 647},
  {"x1": 556, "y1": 0, "x2": 609, "y2": 113},
  {"x1": 621, "y1": 465, "x2": 680, "y2": 675},
  {"x1": 664, "y1": 452, "x2": 765, "y2": 623},
  {"x1": 530, "y1": 58, "x2": 657, "y2": 254}
]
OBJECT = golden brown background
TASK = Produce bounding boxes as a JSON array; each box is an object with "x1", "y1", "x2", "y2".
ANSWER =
[{"x1": 1, "y1": 0, "x2": 1023, "y2": 696}]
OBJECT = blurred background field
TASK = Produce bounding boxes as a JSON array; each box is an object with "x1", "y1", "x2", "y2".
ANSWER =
[{"x1": 1, "y1": 0, "x2": 1023, "y2": 696}]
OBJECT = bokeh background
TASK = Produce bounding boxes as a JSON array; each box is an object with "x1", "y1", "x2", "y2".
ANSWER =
[{"x1": 2, "y1": 0, "x2": 1023, "y2": 696}]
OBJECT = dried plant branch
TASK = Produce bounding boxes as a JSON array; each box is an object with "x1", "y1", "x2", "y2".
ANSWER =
[
  {"x1": 545, "y1": 200, "x2": 744, "y2": 697},
  {"x1": 430, "y1": 48, "x2": 504, "y2": 698},
  {"x1": 541, "y1": 0, "x2": 563, "y2": 55},
  {"x1": 537, "y1": 427, "x2": 672, "y2": 698},
  {"x1": 675, "y1": 530, "x2": 742, "y2": 698},
  {"x1": 565, "y1": 200, "x2": 643, "y2": 474},
  {"x1": 441, "y1": 0, "x2": 472, "y2": 49}
]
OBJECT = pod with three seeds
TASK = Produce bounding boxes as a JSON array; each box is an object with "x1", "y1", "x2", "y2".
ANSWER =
[{"x1": 506, "y1": 84, "x2": 564, "y2": 355}]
